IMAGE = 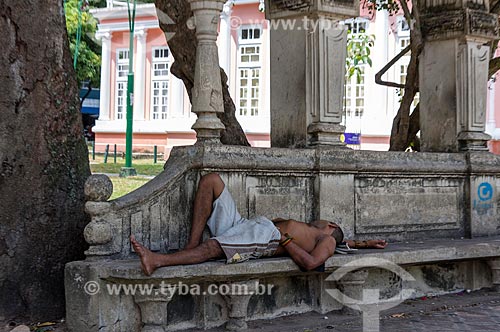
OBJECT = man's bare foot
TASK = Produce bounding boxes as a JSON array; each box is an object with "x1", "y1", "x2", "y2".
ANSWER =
[{"x1": 130, "y1": 236, "x2": 157, "y2": 276}]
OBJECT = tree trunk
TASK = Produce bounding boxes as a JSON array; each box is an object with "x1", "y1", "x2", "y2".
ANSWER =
[
  {"x1": 489, "y1": 55, "x2": 500, "y2": 78},
  {"x1": 155, "y1": 0, "x2": 250, "y2": 146},
  {"x1": 0, "y1": 1, "x2": 90, "y2": 321},
  {"x1": 389, "y1": 3, "x2": 423, "y2": 151}
]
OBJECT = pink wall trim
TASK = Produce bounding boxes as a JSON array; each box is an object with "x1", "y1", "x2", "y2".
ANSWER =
[
  {"x1": 100, "y1": 16, "x2": 158, "y2": 25},
  {"x1": 361, "y1": 135, "x2": 390, "y2": 144},
  {"x1": 93, "y1": 132, "x2": 271, "y2": 155}
]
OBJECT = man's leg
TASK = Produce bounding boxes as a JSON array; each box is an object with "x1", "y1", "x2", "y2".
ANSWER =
[
  {"x1": 131, "y1": 236, "x2": 224, "y2": 276},
  {"x1": 185, "y1": 173, "x2": 225, "y2": 249}
]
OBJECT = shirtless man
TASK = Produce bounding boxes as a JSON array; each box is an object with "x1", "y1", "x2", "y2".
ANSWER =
[{"x1": 131, "y1": 173, "x2": 387, "y2": 276}]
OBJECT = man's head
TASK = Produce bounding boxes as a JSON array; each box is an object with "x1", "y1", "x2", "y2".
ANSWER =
[{"x1": 328, "y1": 221, "x2": 344, "y2": 244}]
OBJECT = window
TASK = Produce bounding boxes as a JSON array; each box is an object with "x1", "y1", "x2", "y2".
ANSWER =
[
  {"x1": 398, "y1": 36, "x2": 410, "y2": 88},
  {"x1": 151, "y1": 47, "x2": 170, "y2": 120},
  {"x1": 397, "y1": 16, "x2": 410, "y2": 37},
  {"x1": 237, "y1": 26, "x2": 262, "y2": 117},
  {"x1": 344, "y1": 18, "x2": 368, "y2": 34},
  {"x1": 115, "y1": 49, "x2": 129, "y2": 120},
  {"x1": 343, "y1": 18, "x2": 369, "y2": 120}
]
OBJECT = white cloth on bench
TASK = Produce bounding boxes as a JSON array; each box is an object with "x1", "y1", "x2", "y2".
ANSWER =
[{"x1": 207, "y1": 187, "x2": 281, "y2": 264}]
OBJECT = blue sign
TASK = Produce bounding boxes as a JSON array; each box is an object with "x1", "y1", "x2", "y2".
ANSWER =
[
  {"x1": 341, "y1": 133, "x2": 361, "y2": 145},
  {"x1": 80, "y1": 88, "x2": 100, "y2": 116}
]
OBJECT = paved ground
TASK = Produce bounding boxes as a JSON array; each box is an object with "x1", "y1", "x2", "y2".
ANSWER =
[
  {"x1": 3, "y1": 289, "x2": 500, "y2": 332},
  {"x1": 200, "y1": 289, "x2": 500, "y2": 332}
]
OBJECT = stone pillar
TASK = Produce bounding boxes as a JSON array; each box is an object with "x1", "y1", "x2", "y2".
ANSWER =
[
  {"x1": 487, "y1": 79, "x2": 496, "y2": 135},
  {"x1": 83, "y1": 175, "x2": 121, "y2": 257},
  {"x1": 134, "y1": 292, "x2": 175, "y2": 332},
  {"x1": 310, "y1": 274, "x2": 343, "y2": 314},
  {"x1": 469, "y1": 172, "x2": 498, "y2": 237},
  {"x1": 189, "y1": 0, "x2": 226, "y2": 143},
  {"x1": 134, "y1": 28, "x2": 147, "y2": 121},
  {"x1": 487, "y1": 258, "x2": 500, "y2": 291},
  {"x1": 96, "y1": 31, "x2": 112, "y2": 121},
  {"x1": 218, "y1": 1, "x2": 232, "y2": 76},
  {"x1": 222, "y1": 280, "x2": 259, "y2": 330},
  {"x1": 418, "y1": 0, "x2": 498, "y2": 152},
  {"x1": 265, "y1": 0, "x2": 358, "y2": 148},
  {"x1": 335, "y1": 269, "x2": 369, "y2": 314}
]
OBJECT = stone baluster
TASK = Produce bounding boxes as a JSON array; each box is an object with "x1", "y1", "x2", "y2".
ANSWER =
[
  {"x1": 418, "y1": 0, "x2": 498, "y2": 151},
  {"x1": 334, "y1": 269, "x2": 369, "y2": 314},
  {"x1": 134, "y1": 292, "x2": 175, "y2": 332},
  {"x1": 188, "y1": 0, "x2": 226, "y2": 143},
  {"x1": 488, "y1": 258, "x2": 500, "y2": 291},
  {"x1": 310, "y1": 274, "x2": 343, "y2": 314},
  {"x1": 222, "y1": 279, "x2": 259, "y2": 330},
  {"x1": 83, "y1": 174, "x2": 120, "y2": 257}
]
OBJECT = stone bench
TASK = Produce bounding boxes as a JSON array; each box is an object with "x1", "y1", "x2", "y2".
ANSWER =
[
  {"x1": 65, "y1": 145, "x2": 500, "y2": 331},
  {"x1": 66, "y1": 236, "x2": 500, "y2": 331}
]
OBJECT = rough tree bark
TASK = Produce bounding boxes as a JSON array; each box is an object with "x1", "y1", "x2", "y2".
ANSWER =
[
  {"x1": 155, "y1": 0, "x2": 250, "y2": 146},
  {"x1": 388, "y1": 1, "x2": 423, "y2": 151},
  {"x1": 0, "y1": 1, "x2": 90, "y2": 321}
]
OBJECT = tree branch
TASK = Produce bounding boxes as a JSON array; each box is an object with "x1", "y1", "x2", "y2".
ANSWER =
[
  {"x1": 489, "y1": 56, "x2": 500, "y2": 78},
  {"x1": 389, "y1": 3, "x2": 423, "y2": 151}
]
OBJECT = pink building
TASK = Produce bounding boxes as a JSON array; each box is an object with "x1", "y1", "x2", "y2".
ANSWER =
[
  {"x1": 91, "y1": 1, "x2": 500, "y2": 154},
  {"x1": 91, "y1": 0, "x2": 270, "y2": 157}
]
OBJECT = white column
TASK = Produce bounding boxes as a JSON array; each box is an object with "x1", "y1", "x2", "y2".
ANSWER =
[
  {"x1": 218, "y1": 1, "x2": 232, "y2": 75},
  {"x1": 487, "y1": 79, "x2": 496, "y2": 135},
  {"x1": 134, "y1": 29, "x2": 147, "y2": 121},
  {"x1": 96, "y1": 32, "x2": 112, "y2": 121},
  {"x1": 370, "y1": 11, "x2": 389, "y2": 134},
  {"x1": 169, "y1": 75, "x2": 185, "y2": 117}
]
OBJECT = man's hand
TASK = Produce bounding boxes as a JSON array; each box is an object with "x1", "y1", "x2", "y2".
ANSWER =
[{"x1": 367, "y1": 239, "x2": 387, "y2": 249}]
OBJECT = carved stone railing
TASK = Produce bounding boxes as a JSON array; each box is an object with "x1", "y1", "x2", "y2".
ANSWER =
[
  {"x1": 67, "y1": 144, "x2": 500, "y2": 332},
  {"x1": 83, "y1": 147, "x2": 201, "y2": 259},
  {"x1": 82, "y1": 145, "x2": 500, "y2": 260}
]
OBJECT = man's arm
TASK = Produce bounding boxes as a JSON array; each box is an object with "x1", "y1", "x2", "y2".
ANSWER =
[
  {"x1": 345, "y1": 239, "x2": 387, "y2": 249},
  {"x1": 281, "y1": 235, "x2": 335, "y2": 271}
]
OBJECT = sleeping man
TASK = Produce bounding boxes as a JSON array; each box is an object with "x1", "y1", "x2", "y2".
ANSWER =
[{"x1": 131, "y1": 173, "x2": 387, "y2": 276}]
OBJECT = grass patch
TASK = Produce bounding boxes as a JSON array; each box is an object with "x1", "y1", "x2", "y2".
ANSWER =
[
  {"x1": 89, "y1": 155, "x2": 164, "y2": 176},
  {"x1": 109, "y1": 176, "x2": 151, "y2": 200}
]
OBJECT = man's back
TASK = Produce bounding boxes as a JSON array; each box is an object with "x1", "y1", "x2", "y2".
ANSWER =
[{"x1": 273, "y1": 219, "x2": 331, "y2": 255}]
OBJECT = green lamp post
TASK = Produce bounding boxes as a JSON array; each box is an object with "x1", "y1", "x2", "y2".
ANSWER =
[{"x1": 120, "y1": 0, "x2": 137, "y2": 177}]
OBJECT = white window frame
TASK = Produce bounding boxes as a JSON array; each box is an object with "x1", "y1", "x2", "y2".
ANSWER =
[
  {"x1": 397, "y1": 15, "x2": 410, "y2": 37},
  {"x1": 150, "y1": 46, "x2": 170, "y2": 121},
  {"x1": 343, "y1": 17, "x2": 370, "y2": 123},
  {"x1": 343, "y1": 17, "x2": 370, "y2": 35},
  {"x1": 115, "y1": 49, "x2": 129, "y2": 120},
  {"x1": 397, "y1": 36, "x2": 410, "y2": 86},
  {"x1": 344, "y1": 66, "x2": 366, "y2": 118},
  {"x1": 236, "y1": 25, "x2": 263, "y2": 118}
]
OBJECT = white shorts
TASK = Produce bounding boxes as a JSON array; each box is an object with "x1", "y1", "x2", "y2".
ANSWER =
[{"x1": 206, "y1": 187, "x2": 281, "y2": 264}]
